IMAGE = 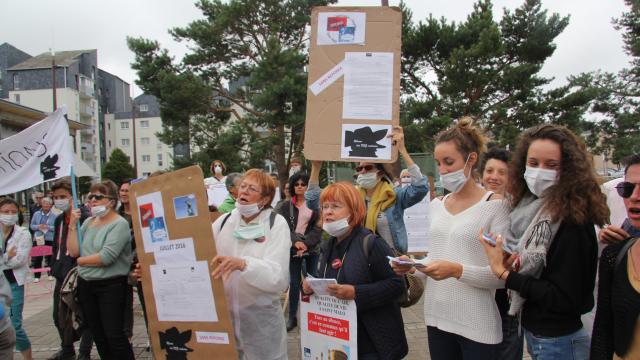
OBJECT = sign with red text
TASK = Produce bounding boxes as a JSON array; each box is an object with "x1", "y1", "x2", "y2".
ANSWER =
[{"x1": 300, "y1": 294, "x2": 357, "y2": 360}]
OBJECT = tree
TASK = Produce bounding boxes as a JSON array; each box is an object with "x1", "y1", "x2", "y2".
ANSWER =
[
  {"x1": 400, "y1": 0, "x2": 591, "y2": 152},
  {"x1": 102, "y1": 149, "x2": 136, "y2": 186},
  {"x1": 128, "y1": 0, "x2": 335, "y2": 184},
  {"x1": 569, "y1": 0, "x2": 640, "y2": 163}
]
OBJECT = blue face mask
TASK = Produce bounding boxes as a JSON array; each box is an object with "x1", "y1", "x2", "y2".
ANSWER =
[{"x1": 233, "y1": 223, "x2": 266, "y2": 242}]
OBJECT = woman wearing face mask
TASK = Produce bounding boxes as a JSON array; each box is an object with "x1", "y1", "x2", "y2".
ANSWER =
[
  {"x1": 30, "y1": 196, "x2": 56, "y2": 282},
  {"x1": 66, "y1": 180, "x2": 135, "y2": 359},
  {"x1": 0, "y1": 197, "x2": 33, "y2": 360},
  {"x1": 392, "y1": 117, "x2": 509, "y2": 359},
  {"x1": 481, "y1": 124, "x2": 608, "y2": 359},
  {"x1": 306, "y1": 126, "x2": 428, "y2": 254},
  {"x1": 210, "y1": 169, "x2": 290, "y2": 360},
  {"x1": 204, "y1": 160, "x2": 227, "y2": 189},
  {"x1": 301, "y1": 181, "x2": 408, "y2": 360}
]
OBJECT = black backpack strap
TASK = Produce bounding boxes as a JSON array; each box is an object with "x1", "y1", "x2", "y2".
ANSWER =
[
  {"x1": 219, "y1": 213, "x2": 232, "y2": 232},
  {"x1": 269, "y1": 211, "x2": 277, "y2": 229},
  {"x1": 361, "y1": 233, "x2": 375, "y2": 260},
  {"x1": 616, "y1": 237, "x2": 638, "y2": 269}
]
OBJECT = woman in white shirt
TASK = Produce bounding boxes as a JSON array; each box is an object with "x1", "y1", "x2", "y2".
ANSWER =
[
  {"x1": 211, "y1": 169, "x2": 290, "y2": 360},
  {"x1": 392, "y1": 117, "x2": 509, "y2": 360}
]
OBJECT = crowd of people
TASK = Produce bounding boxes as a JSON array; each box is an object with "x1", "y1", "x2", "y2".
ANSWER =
[{"x1": 0, "y1": 119, "x2": 637, "y2": 360}]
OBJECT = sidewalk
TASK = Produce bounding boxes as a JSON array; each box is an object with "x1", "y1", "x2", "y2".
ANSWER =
[{"x1": 22, "y1": 280, "x2": 529, "y2": 359}]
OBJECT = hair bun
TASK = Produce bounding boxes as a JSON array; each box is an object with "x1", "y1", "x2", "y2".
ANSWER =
[{"x1": 456, "y1": 116, "x2": 475, "y2": 129}]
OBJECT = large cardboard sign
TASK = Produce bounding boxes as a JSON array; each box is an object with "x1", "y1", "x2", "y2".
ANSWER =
[
  {"x1": 304, "y1": 6, "x2": 402, "y2": 163},
  {"x1": 130, "y1": 166, "x2": 237, "y2": 359},
  {"x1": 300, "y1": 294, "x2": 358, "y2": 359}
]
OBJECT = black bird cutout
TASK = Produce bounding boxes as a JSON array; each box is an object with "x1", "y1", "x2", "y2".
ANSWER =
[
  {"x1": 40, "y1": 154, "x2": 60, "y2": 180},
  {"x1": 344, "y1": 126, "x2": 387, "y2": 158},
  {"x1": 159, "y1": 327, "x2": 194, "y2": 360}
]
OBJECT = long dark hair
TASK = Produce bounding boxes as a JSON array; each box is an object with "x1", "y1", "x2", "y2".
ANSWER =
[{"x1": 509, "y1": 124, "x2": 609, "y2": 226}]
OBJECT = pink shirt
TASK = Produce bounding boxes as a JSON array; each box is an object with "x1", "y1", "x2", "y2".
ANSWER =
[{"x1": 295, "y1": 201, "x2": 313, "y2": 235}]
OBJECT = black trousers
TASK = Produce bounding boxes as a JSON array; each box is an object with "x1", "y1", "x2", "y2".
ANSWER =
[
  {"x1": 52, "y1": 279, "x2": 93, "y2": 356},
  {"x1": 77, "y1": 276, "x2": 134, "y2": 360}
]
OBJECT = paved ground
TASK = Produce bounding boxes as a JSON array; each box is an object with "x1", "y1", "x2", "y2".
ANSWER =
[{"x1": 21, "y1": 279, "x2": 530, "y2": 359}]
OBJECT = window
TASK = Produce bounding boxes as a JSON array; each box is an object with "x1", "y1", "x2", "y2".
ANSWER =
[
  {"x1": 108, "y1": 140, "x2": 111, "y2": 147},
  {"x1": 13, "y1": 94, "x2": 20, "y2": 104},
  {"x1": 157, "y1": 154, "x2": 163, "y2": 167},
  {"x1": 13, "y1": 74, "x2": 20, "y2": 90},
  {"x1": 121, "y1": 138, "x2": 130, "y2": 146},
  {"x1": 142, "y1": 172, "x2": 151, "y2": 176},
  {"x1": 139, "y1": 104, "x2": 149, "y2": 112},
  {"x1": 142, "y1": 155, "x2": 151, "y2": 162},
  {"x1": 107, "y1": 123, "x2": 111, "y2": 130},
  {"x1": 141, "y1": 137, "x2": 150, "y2": 145},
  {"x1": 120, "y1": 121, "x2": 129, "y2": 129},
  {"x1": 140, "y1": 120, "x2": 149, "y2": 128}
]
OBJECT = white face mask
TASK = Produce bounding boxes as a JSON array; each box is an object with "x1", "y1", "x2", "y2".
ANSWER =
[
  {"x1": 322, "y1": 217, "x2": 351, "y2": 238},
  {"x1": 356, "y1": 172, "x2": 379, "y2": 190},
  {"x1": 91, "y1": 205, "x2": 109, "y2": 218},
  {"x1": 214, "y1": 165, "x2": 223, "y2": 175},
  {"x1": 400, "y1": 178, "x2": 411, "y2": 188},
  {"x1": 54, "y1": 199, "x2": 70, "y2": 212},
  {"x1": 235, "y1": 201, "x2": 262, "y2": 217},
  {"x1": 524, "y1": 166, "x2": 558, "y2": 197},
  {"x1": 441, "y1": 154, "x2": 471, "y2": 193},
  {"x1": 0, "y1": 214, "x2": 18, "y2": 226},
  {"x1": 289, "y1": 166, "x2": 301, "y2": 177}
]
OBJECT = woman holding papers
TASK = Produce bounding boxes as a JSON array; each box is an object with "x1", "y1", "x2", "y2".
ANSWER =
[
  {"x1": 305, "y1": 126, "x2": 428, "y2": 255},
  {"x1": 392, "y1": 118, "x2": 509, "y2": 360},
  {"x1": 67, "y1": 180, "x2": 134, "y2": 360},
  {"x1": 301, "y1": 177, "x2": 408, "y2": 360},
  {"x1": 210, "y1": 169, "x2": 291, "y2": 360}
]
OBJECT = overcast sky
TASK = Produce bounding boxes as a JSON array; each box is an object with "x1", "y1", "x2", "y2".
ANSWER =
[{"x1": 0, "y1": 0, "x2": 630, "y2": 96}]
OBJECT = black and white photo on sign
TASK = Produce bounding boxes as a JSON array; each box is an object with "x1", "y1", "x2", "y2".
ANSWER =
[{"x1": 341, "y1": 124, "x2": 392, "y2": 160}]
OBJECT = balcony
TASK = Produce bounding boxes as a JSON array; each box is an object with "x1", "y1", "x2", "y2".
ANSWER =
[
  {"x1": 79, "y1": 76, "x2": 95, "y2": 99},
  {"x1": 80, "y1": 104, "x2": 95, "y2": 119}
]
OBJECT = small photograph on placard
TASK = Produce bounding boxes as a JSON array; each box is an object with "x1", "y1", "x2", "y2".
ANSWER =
[
  {"x1": 317, "y1": 12, "x2": 366, "y2": 45},
  {"x1": 149, "y1": 217, "x2": 169, "y2": 244},
  {"x1": 139, "y1": 203, "x2": 154, "y2": 228},
  {"x1": 341, "y1": 124, "x2": 392, "y2": 160},
  {"x1": 173, "y1": 194, "x2": 198, "y2": 219}
]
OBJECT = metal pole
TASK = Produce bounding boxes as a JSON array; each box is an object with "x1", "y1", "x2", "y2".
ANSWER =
[{"x1": 51, "y1": 50, "x2": 57, "y2": 111}]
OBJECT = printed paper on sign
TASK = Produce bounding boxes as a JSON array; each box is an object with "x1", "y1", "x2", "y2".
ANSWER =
[
  {"x1": 317, "y1": 12, "x2": 366, "y2": 45},
  {"x1": 195, "y1": 331, "x2": 230, "y2": 344},
  {"x1": 341, "y1": 124, "x2": 392, "y2": 160},
  {"x1": 154, "y1": 238, "x2": 197, "y2": 264},
  {"x1": 309, "y1": 60, "x2": 345, "y2": 96},
  {"x1": 136, "y1": 191, "x2": 165, "y2": 252},
  {"x1": 300, "y1": 294, "x2": 357, "y2": 359},
  {"x1": 342, "y1": 52, "x2": 394, "y2": 120}
]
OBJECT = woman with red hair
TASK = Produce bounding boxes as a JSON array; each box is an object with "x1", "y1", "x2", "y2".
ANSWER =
[{"x1": 302, "y1": 168, "x2": 408, "y2": 360}]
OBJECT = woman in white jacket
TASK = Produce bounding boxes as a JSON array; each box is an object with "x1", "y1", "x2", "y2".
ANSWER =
[
  {"x1": 0, "y1": 197, "x2": 33, "y2": 360},
  {"x1": 211, "y1": 169, "x2": 290, "y2": 360}
]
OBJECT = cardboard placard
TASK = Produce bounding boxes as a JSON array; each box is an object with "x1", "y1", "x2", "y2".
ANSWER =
[
  {"x1": 130, "y1": 166, "x2": 237, "y2": 359},
  {"x1": 304, "y1": 6, "x2": 402, "y2": 163}
]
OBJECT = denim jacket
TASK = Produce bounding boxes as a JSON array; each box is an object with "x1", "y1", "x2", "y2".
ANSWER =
[
  {"x1": 305, "y1": 164, "x2": 429, "y2": 253},
  {"x1": 30, "y1": 209, "x2": 57, "y2": 242}
]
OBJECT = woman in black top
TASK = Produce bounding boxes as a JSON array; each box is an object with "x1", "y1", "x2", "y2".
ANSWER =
[
  {"x1": 302, "y1": 178, "x2": 407, "y2": 360},
  {"x1": 481, "y1": 124, "x2": 609, "y2": 359},
  {"x1": 277, "y1": 172, "x2": 322, "y2": 331},
  {"x1": 591, "y1": 153, "x2": 640, "y2": 359}
]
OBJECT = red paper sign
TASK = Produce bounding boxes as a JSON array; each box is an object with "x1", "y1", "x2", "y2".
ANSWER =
[
  {"x1": 307, "y1": 312, "x2": 350, "y2": 341},
  {"x1": 327, "y1": 16, "x2": 347, "y2": 31},
  {"x1": 139, "y1": 203, "x2": 154, "y2": 227}
]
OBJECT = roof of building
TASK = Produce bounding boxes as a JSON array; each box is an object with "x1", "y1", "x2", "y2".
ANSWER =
[
  {"x1": 8, "y1": 49, "x2": 95, "y2": 70},
  {"x1": 0, "y1": 99, "x2": 89, "y2": 131}
]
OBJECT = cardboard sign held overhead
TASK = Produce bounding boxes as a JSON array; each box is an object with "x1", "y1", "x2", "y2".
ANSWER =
[
  {"x1": 129, "y1": 166, "x2": 237, "y2": 360},
  {"x1": 304, "y1": 6, "x2": 402, "y2": 163}
]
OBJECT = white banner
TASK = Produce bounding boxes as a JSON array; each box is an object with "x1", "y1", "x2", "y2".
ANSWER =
[
  {"x1": 0, "y1": 107, "x2": 73, "y2": 195},
  {"x1": 300, "y1": 293, "x2": 358, "y2": 360}
]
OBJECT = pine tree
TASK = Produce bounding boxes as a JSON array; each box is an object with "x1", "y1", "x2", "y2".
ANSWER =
[{"x1": 102, "y1": 149, "x2": 136, "y2": 186}]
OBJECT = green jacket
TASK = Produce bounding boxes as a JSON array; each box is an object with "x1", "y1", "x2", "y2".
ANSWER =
[{"x1": 218, "y1": 195, "x2": 236, "y2": 213}]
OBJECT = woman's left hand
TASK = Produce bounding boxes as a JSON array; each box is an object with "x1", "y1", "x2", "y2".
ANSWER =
[
  {"x1": 327, "y1": 284, "x2": 356, "y2": 300},
  {"x1": 420, "y1": 260, "x2": 463, "y2": 280},
  {"x1": 211, "y1": 255, "x2": 247, "y2": 280}
]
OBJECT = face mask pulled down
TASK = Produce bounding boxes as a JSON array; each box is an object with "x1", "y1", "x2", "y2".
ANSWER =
[
  {"x1": 524, "y1": 166, "x2": 558, "y2": 197},
  {"x1": 235, "y1": 201, "x2": 262, "y2": 218},
  {"x1": 322, "y1": 218, "x2": 351, "y2": 238},
  {"x1": 91, "y1": 205, "x2": 109, "y2": 218}
]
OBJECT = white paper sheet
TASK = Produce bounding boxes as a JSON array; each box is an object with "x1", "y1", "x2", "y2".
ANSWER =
[
  {"x1": 341, "y1": 124, "x2": 392, "y2": 160},
  {"x1": 153, "y1": 238, "x2": 197, "y2": 264},
  {"x1": 343, "y1": 52, "x2": 394, "y2": 120},
  {"x1": 309, "y1": 61, "x2": 345, "y2": 95},
  {"x1": 306, "y1": 275, "x2": 338, "y2": 296},
  {"x1": 206, "y1": 183, "x2": 229, "y2": 207},
  {"x1": 136, "y1": 191, "x2": 165, "y2": 253},
  {"x1": 404, "y1": 194, "x2": 430, "y2": 253},
  {"x1": 317, "y1": 12, "x2": 366, "y2": 46},
  {"x1": 150, "y1": 261, "x2": 218, "y2": 322}
]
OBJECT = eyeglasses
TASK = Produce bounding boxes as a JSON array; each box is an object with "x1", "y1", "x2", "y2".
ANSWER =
[
  {"x1": 87, "y1": 194, "x2": 111, "y2": 201},
  {"x1": 321, "y1": 203, "x2": 345, "y2": 211},
  {"x1": 294, "y1": 182, "x2": 307, "y2": 187},
  {"x1": 616, "y1": 181, "x2": 640, "y2": 198},
  {"x1": 239, "y1": 183, "x2": 260, "y2": 194},
  {"x1": 355, "y1": 164, "x2": 375, "y2": 173}
]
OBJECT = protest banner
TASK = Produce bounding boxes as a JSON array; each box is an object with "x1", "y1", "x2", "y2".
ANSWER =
[
  {"x1": 129, "y1": 166, "x2": 237, "y2": 359},
  {"x1": 0, "y1": 106, "x2": 73, "y2": 195},
  {"x1": 300, "y1": 293, "x2": 358, "y2": 359}
]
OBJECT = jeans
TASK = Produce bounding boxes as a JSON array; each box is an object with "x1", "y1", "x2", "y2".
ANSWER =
[
  {"x1": 427, "y1": 326, "x2": 498, "y2": 360},
  {"x1": 497, "y1": 313, "x2": 523, "y2": 360},
  {"x1": 288, "y1": 253, "x2": 318, "y2": 320},
  {"x1": 525, "y1": 327, "x2": 590, "y2": 360},
  {"x1": 9, "y1": 282, "x2": 30, "y2": 351},
  {"x1": 53, "y1": 279, "x2": 93, "y2": 356},
  {"x1": 78, "y1": 276, "x2": 134, "y2": 360}
]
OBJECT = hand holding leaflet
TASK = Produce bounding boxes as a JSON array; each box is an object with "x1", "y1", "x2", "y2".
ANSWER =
[
  {"x1": 386, "y1": 256, "x2": 426, "y2": 268},
  {"x1": 306, "y1": 275, "x2": 338, "y2": 296}
]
